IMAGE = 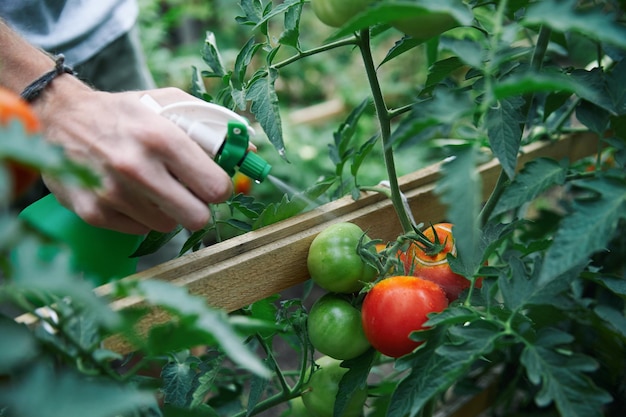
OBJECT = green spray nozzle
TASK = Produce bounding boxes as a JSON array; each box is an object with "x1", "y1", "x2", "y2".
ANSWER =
[{"x1": 218, "y1": 121, "x2": 271, "y2": 182}]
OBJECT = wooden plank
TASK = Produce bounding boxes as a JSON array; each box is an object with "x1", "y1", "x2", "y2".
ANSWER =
[{"x1": 17, "y1": 133, "x2": 599, "y2": 353}]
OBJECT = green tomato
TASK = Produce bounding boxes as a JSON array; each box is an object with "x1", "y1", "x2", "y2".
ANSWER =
[
  {"x1": 307, "y1": 222, "x2": 377, "y2": 293},
  {"x1": 307, "y1": 293, "x2": 371, "y2": 360},
  {"x1": 301, "y1": 356, "x2": 367, "y2": 417},
  {"x1": 310, "y1": 0, "x2": 371, "y2": 27},
  {"x1": 391, "y1": 13, "x2": 458, "y2": 40}
]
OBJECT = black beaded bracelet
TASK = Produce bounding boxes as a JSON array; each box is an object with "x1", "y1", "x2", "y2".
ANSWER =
[{"x1": 20, "y1": 54, "x2": 75, "y2": 103}]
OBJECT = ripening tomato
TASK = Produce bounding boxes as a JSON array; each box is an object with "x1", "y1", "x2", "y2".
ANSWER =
[
  {"x1": 307, "y1": 293, "x2": 371, "y2": 360},
  {"x1": 233, "y1": 171, "x2": 252, "y2": 195},
  {"x1": 402, "y1": 223, "x2": 482, "y2": 302},
  {"x1": 307, "y1": 222, "x2": 377, "y2": 293},
  {"x1": 361, "y1": 275, "x2": 448, "y2": 358},
  {"x1": 301, "y1": 356, "x2": 367, "y2": 417},
  {"x1": 0, "y1": 87, "x2": 41, "y2": 199}
]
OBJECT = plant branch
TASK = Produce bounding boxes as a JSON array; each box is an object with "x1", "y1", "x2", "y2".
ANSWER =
[
  {"x1": 358, "y1": 29, "x2": 414, "y2": 233},
  {"x1": 272, "y1": 36, "x2": 360, "y2": 70}
]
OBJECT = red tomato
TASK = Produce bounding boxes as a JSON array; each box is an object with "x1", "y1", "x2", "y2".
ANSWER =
[
  {"x1": 402, "y1": 223, "x2": 482, "y2": 302},
  {"x1": 0, "y1": 87, "x2": 41, "y2": 199},
  {"x1": 361, "y1": 275, "x2": 448, "y2": 358}
]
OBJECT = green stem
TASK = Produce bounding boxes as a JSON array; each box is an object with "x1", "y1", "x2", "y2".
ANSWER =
[
  {"x1": 358, "y1": 29, "x2": 414, "y2": 233},
  {"x1": 272, "y1": 36, "x2": 359, "y2": 70},
  {"x1": 478, "y1": 168, "x2": 508, "y2": 227}
]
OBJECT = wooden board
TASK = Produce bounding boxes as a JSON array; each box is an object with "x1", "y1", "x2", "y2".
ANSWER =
[{"x1": 17, "y1": 133, "x2": 599, "y2": 353}]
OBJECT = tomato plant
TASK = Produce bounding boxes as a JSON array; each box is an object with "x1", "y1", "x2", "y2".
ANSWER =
[
  {"x1": 0, "y1": 87, "x2": 41, "y2": 199},
  {"x1": 361, "y1": 275, "x2": 448, "y2": 357},
  {"x1": 401, "y1": 223, "x2": 482, "y2": 302},
  {"x1": 301, "y1": 356, "x2": 368, "y2": 417},
  {"x1": 307, "y1": 222, "x2": 377, "y2": 293},
  {"x1": 307, "y1": 293, "x2": 371, "y2": 360}
]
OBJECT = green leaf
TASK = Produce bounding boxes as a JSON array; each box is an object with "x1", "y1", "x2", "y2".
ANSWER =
[
  {"x1": 0, "y1": 363, "x2": 156, "y2": 417},
  {"x1": 335, "y1": 349, "x2": 376, "y2": 417},
  {"x1": 326, "y1": 0, "x2": 474, "y2": 42},
  {"x1": 491, "y1": 158, "x2": 568, "y2": 218},
  {"x1": 252, "y1": 178, "x2": 334, "y2": 229},
  {"x1": 594, "y1": 304, "x2": 626, "y2": 339},
  {"x1": 237, "y1": 0, "x2": 265, "y2": 27},
  {"x1": 391, "y1": 89, "x2": 474, "y2": 147},
  {"x1": 498, "y1": 252, "x2": 534, "y2": 311},
  {"x1": 389, "y1": 320, "x2": 500, "y2": 417},
  {"x1": 278, "y1": 0, "x2": 304, "y2": 49},
  {"x1": 438, "y1": 37, "x2": 485, "y2": 68},
  {"x1": 190, "y1": 356, "x2": 223, "y2": 408},
  {"x1": 201, "y1": 31, "x2": 226, "y2": 78},
  {"x1": 0, "y1": 316, "x2": 39, "y2": 373},
  {"x1": 133, "y1": 280, "x2": 271, "y2": 378},
  {"x1": 232, "y1": 38, "x2": 263, "y2": 95},
  {"x1": 420, "y1": 56, "x2": 465, "y2": 96},
  {"x1": 380, "y1": 36, "x2": 424, "y2": 67},
  {"x1": 436, "y1": 146, "x2": 483, "y2": 278},
  {"x1": 162, "y1": 354, "x2": 201, "y2": 408},
  {"x1": 486, "y1": 96, "x2": 524, "y2": 179},
  {"x1": 523, "y1": 0, "x2": 626, "y2": 49},
  {"x1": 538, "y1": 177, "x2": 626, "y2": 286},
  {"x1": 246, "y1": 68, "x2": 285, "y2": 157},
  {"x1": 520, "y1": 329, "x2": 612, "y2": 417},
  {"x1": 131, "y1": 225, "x2": 184, "y2": 258},
  {"x1": 493, "y1": 71, "x2": 598, "y2": 103}
]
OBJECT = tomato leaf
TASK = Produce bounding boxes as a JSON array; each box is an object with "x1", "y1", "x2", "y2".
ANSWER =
[
  {"x1": 201, "y1": 31, "x2": 226, "y2": 78},
  {"x1": 491, "y1": 157, "x2": 568, "y2": 218},
  {"x1": 278, "y1": 0, "x2": 304, "y2": 50},
  {"x1": 523, "y1": 0, "x2": 626, "y2": 49},
  {"x1": 520, "y1": 328, "x2": 612, "y2": 417},
  {"x1": 162, "y1": 353, "x2": 201, "y2": 408},
  {"x1": 436, "y1": 146, "x2": 483, "y2": 279},
  {"x1": 486, "y1": 96, "x2": 524, "y2": 179},
  {"x1": 420, "y1": 56, "x2": 465, "y2": 97},
  {"x1": 336, "y1": 349, "x2": 376, "y2": 417},
  {"x1": 389, "y1": 320, "x2": 500, "y2": 417},
  {"x1": 0, "y1": 362, "x2": 157, "y2": 417},
  {"x1": 131, "y1": 280, "x2": 271, "y2": 378},
  {"x1": 538, "y1": 177, "x2": 626, "y2": 286},
  {"x1": 246, "y1": 68, "x2": 286, "y2": 158}
]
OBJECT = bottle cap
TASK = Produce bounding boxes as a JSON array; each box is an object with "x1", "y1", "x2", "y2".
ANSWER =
[{"x1": 240, "y1": 151, "x2": 272, "y2": 182}]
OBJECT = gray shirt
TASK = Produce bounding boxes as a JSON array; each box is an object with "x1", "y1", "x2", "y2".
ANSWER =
[{"x1": 0, "y1": 0, "x2": 138, "y2": 66}]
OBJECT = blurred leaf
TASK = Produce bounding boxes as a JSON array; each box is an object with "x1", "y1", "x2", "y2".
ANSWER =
[
  {"x1": 131, "y1": 225, "x2": 183, "y2": 258},
  {"x1": 494, "y1": 71, "x2": 598, "y2": 103},
  {"x1": 246, "y1": 68, "x2": 285, "y2": 158},
  {"x1": 0, "y1": 363, "x2": 156, "y2": 417},
  {"x1": 594, "y1": 304, "x2": 626, "y2": 339},
  {"x1": 520, "y1": 329, "x2": 612, "y2": 417},
  {"x1": 438, "y1": 37, "x2": 485, "y2": 68},
  {"x1": 132, "y1": 280, "x2": 270, "y2": 378},
  {"x1": 327, "y1": 0, "x2": 474, "y2": 42},
  {"x1": 539, "y1": 177, "x2": 626, "y2": 285},
  {"x1": 491, "y1": 157, "x2": 568, "y2": 218},
  {"x1": 486, "y1": 96, "x2": 524, "y2": 179},
  {"x1": 436, "y1": 146, "x2": 483, "y2": 278},
  {"x1": 420, "y1": 56, "x2": 465, "y2": 96},
  {"x1": 201, "y1": 31, "x2": 226, "y2": 78},
  {"x1": 523, "y1": 0, "x2": 626, "y2": 49},
  {"x1": 391, "y1": 89, "x2": 473, "y2": 147},
  {"x1": 0, "y1": 316, "x2": 39, "y2": 373}
]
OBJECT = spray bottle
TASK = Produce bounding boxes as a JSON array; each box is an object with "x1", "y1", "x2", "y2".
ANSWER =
[{"x1": 18, "y1": 96, "x2": 272, "y2": 284}]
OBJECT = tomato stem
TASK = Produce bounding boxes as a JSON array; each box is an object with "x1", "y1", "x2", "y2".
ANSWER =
[{"x1": 357, "y1": 29, "x2": 414, "y2": 234}]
